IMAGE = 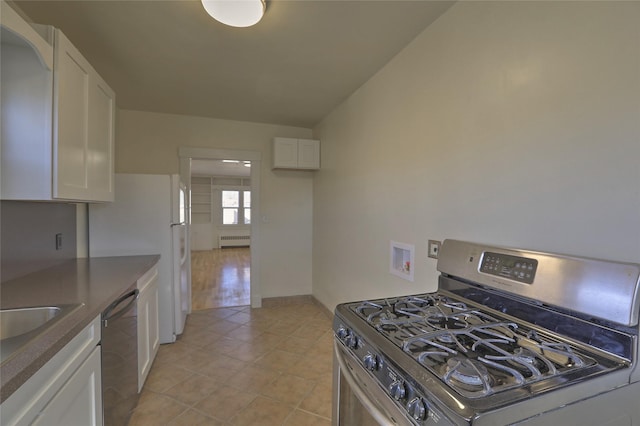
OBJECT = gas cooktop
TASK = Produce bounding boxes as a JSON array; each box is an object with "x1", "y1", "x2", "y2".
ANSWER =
[{"x1": 349, "y1": 293, "x2": 597, "y2": 398}]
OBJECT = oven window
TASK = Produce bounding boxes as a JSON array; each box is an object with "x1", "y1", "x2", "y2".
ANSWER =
[{"x1": 338, "y1": 372, "x2": 385, "y2": 426}]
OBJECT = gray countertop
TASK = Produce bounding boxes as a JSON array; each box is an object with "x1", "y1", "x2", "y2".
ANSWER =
[{"x1": 0, "y1": 255, "x2": 160, "y2": 403}]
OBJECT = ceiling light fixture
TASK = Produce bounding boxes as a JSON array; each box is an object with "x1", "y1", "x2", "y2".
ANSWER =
[{"x1": 201, "y1": 0, "x2": 266, "y2": 28}]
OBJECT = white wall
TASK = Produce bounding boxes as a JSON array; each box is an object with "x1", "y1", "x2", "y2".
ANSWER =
[
  {"x1": 312, "y1": 1, "x2": 640, "y2": 310},
  {"x1": 115, "y1": 109, "x2": 314, "y2": 298}
]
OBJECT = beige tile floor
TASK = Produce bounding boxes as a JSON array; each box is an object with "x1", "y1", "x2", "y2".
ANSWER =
[{"x1": 129, "y1": 302, "x2": 334, "y2": 425}]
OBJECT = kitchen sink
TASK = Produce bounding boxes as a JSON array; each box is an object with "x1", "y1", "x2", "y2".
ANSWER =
[
  {"x1": 1, "y1": 306, "x2": 62, "y2": 340},
  {"x1": 0, "y1": 304, "x2": 83, "y2": 364}
]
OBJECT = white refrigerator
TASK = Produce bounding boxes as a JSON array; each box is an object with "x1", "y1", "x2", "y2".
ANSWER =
[{"x1": 89, "y1": 174, "x2": 190, "y2": 343}]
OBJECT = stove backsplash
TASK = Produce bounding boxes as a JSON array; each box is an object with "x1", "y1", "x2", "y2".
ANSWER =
[{"x1": 1, "y1": 201, "x2": 77, "y2": 283}]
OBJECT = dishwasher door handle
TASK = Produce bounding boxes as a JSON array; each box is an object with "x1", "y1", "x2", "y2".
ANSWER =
[{"x1": 102, "y1": 289, "x2": 139, "y2": 328}]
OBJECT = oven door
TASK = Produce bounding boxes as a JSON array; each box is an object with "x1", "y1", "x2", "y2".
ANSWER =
[
  {"x1": 333, "y1": 340, "x2": 405, "y2": 425},
  {"x1": 333, "y1": 340, "x2": 449, "y2": 426}
]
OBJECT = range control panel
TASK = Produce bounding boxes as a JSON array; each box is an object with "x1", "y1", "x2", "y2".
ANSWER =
[{"x1": 480, "y1": 252, "x2": 538, "y2": 284}]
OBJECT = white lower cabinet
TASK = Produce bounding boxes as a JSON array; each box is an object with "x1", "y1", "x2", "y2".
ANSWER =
[
  {"x1": 0, "y1": 316, "x2": 102, "y2": 426},
  {"x1": 32, "y1": 347, "x2": 102, "y2": 426},
  {"x1": 137, "y1": 265, "x2": 160, "y2": 392}
]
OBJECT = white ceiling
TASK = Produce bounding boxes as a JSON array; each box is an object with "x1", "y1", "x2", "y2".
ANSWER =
[{"x1": 13, "y1": 0, "x2": 454, "y2": 128}]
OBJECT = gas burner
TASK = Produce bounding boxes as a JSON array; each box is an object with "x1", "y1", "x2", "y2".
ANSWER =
[
  {"x1": 436, "y1": 333, "x2": 458, "y2": 345},
  {"x1": 444, "y1": 358, "x2": 493, "y2": 393},
  {"x1": 487, "y1": 347, "x2": 557, "y2": 379},
  {"x1": 510, "y1": 347, "x2": 546, "y2": 368},
  {"x1": 395, "y1": 295, "x2": 441, "y2": 311},
  {"x1": 425, "y1": 313, "x2": 469, "y2": 331}
]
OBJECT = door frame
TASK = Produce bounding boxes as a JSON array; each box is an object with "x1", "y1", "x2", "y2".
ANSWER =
[{"x1": 179, "y1": 147, "x2": 262, "y2": 308}]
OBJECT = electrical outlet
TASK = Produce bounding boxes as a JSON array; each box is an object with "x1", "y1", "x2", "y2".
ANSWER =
[
  {"x1": 55, "y1": 233, "x2": 63, "y2": 250},
  {"x1": 428, "y1": 240, "x2": 441, "y2": 259}
]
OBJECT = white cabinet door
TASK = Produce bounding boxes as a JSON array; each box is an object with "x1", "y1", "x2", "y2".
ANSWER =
[
  {"x1": 88, "y1": 73, "x2": 115, "y2": 202},
  {"x1": 297, "y1": 138, "x2": 320, "y2": 169},
  {"x1": 32, "y1": 347, "x2": 103, "y2": 426},
  {"x1": 137, "y1": 289, "x2": 151, "y2": 392},
  {"x1": 273, "y1": 137, "x2": 299, "y2": 168},
  {"x1": 53, "y1": 29, "x2": 91, "y2": 201},
  {"x1": 149, "y1": 281, "x2": 160, "y2": 366},
  {"x1": 137, "y1": 265, "x2": 160, "y2": 391},
  {"x1": 0, "y1": 316, "x2": 101, "y2": 426}
]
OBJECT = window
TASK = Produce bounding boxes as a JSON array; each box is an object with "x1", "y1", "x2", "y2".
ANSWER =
[
  {"x1": 222, "y1": 190, "x2": 251, "y2": 225},
  {"x1": 243, "y1": 190, "x2": 251, "y2": 224}
]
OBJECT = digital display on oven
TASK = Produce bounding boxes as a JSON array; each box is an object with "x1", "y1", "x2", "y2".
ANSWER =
[{"x1": 480, "y1": 252, "x2": 538, "y2": 284}]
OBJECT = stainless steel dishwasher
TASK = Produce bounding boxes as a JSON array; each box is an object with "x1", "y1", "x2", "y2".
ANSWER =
[{"x1": 101, "y1": 283, "x2": 139, "y2": 426}]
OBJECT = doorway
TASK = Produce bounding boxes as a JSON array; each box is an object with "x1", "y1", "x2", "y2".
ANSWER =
[
  {"x1": 191, "y1": 159, "x2": 250, "y2": 309},
  {"x1": 179, "y1": 147, "x2": 262, "y2": 309}
]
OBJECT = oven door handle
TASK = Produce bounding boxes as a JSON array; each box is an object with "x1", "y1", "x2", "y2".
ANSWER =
[{"x1": 334, "y1": 341, "x2": 397, "y2": 426}]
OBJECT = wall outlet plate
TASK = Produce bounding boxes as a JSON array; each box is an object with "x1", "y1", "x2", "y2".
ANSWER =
[{"x1": 428, "y1": 240, "x2": 441, "y2": 259}]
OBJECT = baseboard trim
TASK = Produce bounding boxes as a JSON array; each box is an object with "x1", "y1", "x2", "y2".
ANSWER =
[
  {"x1": 261, "y1": 294, "x2": 315, "y2": 307},
  {"x1": 313, "y1": 298, "x2": 333, "y2": 320}
]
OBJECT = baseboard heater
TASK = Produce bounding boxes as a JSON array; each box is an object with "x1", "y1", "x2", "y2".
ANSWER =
[{"x1": 219, "y1": 235, "x2": 251, "y2": 247}]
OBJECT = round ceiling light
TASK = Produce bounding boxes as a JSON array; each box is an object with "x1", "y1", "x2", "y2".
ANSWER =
[{"x1": 201, "y1": 0, "x2": 266, "y2": 28}]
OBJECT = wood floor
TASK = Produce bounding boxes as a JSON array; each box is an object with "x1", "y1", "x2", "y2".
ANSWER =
[{"x1": 191, "y1": 247, "x2": 250, "y2": 310}]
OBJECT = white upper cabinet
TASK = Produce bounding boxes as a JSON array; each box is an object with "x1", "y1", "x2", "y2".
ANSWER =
[
  {"x1": 298, "y1": 139, "x2": 320, "y2": 169},
  {"x1": 1, "y1": 2, "x2": 115, "y2": 202},
  {"x1": 53, "y1": 30, "x2": 115, "y2": 201},
  {"x1": 87, "y1": 74, "x2": 115, "y2": 201},
  {"x1": 273, "y1": 137, "x2": 320, "y2": 170}
]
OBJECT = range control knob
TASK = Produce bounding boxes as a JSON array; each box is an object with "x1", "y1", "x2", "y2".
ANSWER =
[
  {"x1": 363, "y1": 353, "x2": 378, "y2": 371},
  {"x1": 389, "y1": 380, "x2": 406, "y2": 401},
  {"x1": 336, "y1": 326, "x2": 348, "y2": 339},
  {"x1": 344, "y1": 333, "x2": 358, "y2": 349},
  {"x1": 407, "y1": 397, "x2": 428, "y2": 421}
]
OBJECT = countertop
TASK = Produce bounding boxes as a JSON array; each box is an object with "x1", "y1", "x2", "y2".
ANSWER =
[{"x1": 0, "y1": 255, "x2": 160, "y2": 403}]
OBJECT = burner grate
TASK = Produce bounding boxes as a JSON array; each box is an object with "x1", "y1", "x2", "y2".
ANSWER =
[{"x1": 351, "y1": 294, "x2": 594, "y2": 398}]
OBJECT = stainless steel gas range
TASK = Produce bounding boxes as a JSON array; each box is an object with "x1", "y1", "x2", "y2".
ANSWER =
[{"x1": 333, "y1": 240, "x2": 640, "y2": 426}]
